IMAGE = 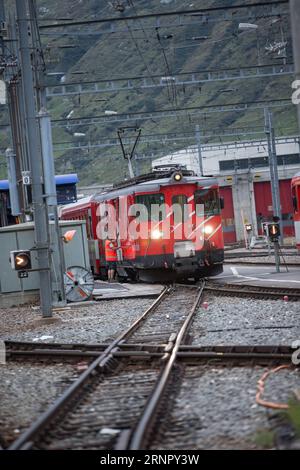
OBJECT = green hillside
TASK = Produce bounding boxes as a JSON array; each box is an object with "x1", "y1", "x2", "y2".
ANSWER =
[{"x1": 0, "y1": 0, "x2": 297, "y2": 184}]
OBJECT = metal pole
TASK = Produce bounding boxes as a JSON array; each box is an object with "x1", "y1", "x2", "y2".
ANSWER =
[
  {"x1": 290, "y1": 0, "x2": 300, "y2": 131},
  {"x1": 264, "y1": 108, "x2": 281, "y2": 272},
  {"x1": 0, "y1": 0, "x2": 4, "y2": 51},
  {"x1": 268, "y1": 110, "x2": 283, "y2": 242},
  {"x1": 16, "y1": 0, "x2": 52, "y2": 317},
  {"x1": 127, "y1": 157, "x2": 134, "y2": 179},
  {"x1": 5, "y1": 148, "x2": 21, "y2": 216},
  {"x1": 195, "y1": 124, "x2": 203, "y2": 176},
  {"x1": 39, "y1": 108, "x2": 66, "y2": 305}
]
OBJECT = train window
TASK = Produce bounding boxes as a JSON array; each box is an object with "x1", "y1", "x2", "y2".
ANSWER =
[
  {"x1": 172, "y1": 195, "x2": 188, "y2": 223},
  {"x1": 56, "y1": 184, "x2": 77, "y2": 205},
  {"x1": 135, "y1": 193, "x2": 165, "y2": 221},
  {"x1": 195, "y1": 188, "x2": 221, "y2": 216}
]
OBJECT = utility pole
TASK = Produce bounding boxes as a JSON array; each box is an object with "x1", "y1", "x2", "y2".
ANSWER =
[
  {"x1": 5, "y1": 148, "x2": 21, "y2": 216},
  {"x1": 290, "y1": 0, "x2": 300, "y2": 131},
  {"x1": 264, "y1": 108, "x2": 282, "y2": 271},
  {"x1": 39, "y1": 109, "x2": 66, "y2": 305},
  {"x1": 0, "y1": 0, "x2": 4, "y2": 48},
  {"x1": 16, "y1": 0, "x2": 52, "y2": 317},
  {"x1": 195, "y1": 124, "x2": 203, "y2": 176},
  {"x1": 27, "y1": 0, "x2": 65, "y2": 305}
]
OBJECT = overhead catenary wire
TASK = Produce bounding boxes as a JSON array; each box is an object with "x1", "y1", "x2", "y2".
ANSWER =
[
  {"x1": 124, "y1": 18, "x2": 157, "y2": 87},
  {"x1": 126, "y1": 0, "x2": 176, "y2": 106},
  {"x1": 38, "y1": 1, "x2": 289, "y2": 29},
  {"x1": 44, "y1": 62, "x2": 294, "y2": 91},
  {"x1": 50, "y1": 98, "x2": 292, "y2": 125}
]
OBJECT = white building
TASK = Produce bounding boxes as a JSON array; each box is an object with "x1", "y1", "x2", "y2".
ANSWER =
[
  {"x1": 152, "y1": 137, "x2": 300, "y2": 244},
  {"x1": 152, "y1": 138, "x2": 300, "y2": 176}
]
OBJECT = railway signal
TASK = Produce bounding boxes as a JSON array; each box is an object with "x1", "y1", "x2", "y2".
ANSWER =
[
  {"x1": 267, "y1": 222, "x2": 280, "y2": 242},
  {"x1": 10, "y1": 250, "x2": 32, "y2": 272},
  {"x1": 265, "y1": 218, "x2": 283, "y2": 273}
]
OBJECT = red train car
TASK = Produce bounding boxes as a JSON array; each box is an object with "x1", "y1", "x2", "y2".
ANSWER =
[
  {"x1": 60, "y1": 167, "x2": 224, "y2": 281},
  {"x1": 291, "y1": 172, "x2": 300, "y2": 249}
]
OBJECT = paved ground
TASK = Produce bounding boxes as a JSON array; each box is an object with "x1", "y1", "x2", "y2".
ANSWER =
[
  {"x1": 93, "y1": 281, "x2": 163, "y2": 299},
  {"x1": 212, "y1": 264, "x2": 300, "y2": 288}
]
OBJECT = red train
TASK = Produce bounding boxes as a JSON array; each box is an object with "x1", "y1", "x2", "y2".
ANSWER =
[
  {"x1": 60, "y1": 167, "x2": 225, "y2": 281},
  {"x1": 292, "y1": 172, "x2": 300, "y2": 249}
]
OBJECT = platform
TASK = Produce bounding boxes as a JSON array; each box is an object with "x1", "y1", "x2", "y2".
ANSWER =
[{"x1": 93, "y1": 281, "x2": 164, "y2": 300}]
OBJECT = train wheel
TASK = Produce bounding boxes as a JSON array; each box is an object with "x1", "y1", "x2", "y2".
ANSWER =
[
  {"x1": 125, "y1": 268, "x2": 139, "y2": 282},
  {"x1": 205, "y1": 264, "x2": 223, "y2": 277}
]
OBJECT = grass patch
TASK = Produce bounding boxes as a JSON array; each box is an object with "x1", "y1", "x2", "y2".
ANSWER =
[
  {"x1": 285, "y1": 399, "x2": 300, "y2": 438},
  {"x1": 253, "y1": 430, "x2": 275, "y2": 449}
]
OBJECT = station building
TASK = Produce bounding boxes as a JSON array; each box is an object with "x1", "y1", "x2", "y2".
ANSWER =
[{"x1": 152, "y1": 137, "x2": 300, "y2": 245}]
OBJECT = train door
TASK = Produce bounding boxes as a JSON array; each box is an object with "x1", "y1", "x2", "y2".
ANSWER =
[
  {"x1": 254, "y1": 180, "x2": 295, "y2": 238},
  {"x1": 87, "y1": 206, "x2": 100, "y2": 275},
  {"x1": 118, "y1": 195, "x2": 135, "y2": 262},
  {"x1": 292, "y1": 182, "x2": 300, "y2": 248},
  {"x1": 219, "y1": 187, "x2": 236, "y2": 244}
]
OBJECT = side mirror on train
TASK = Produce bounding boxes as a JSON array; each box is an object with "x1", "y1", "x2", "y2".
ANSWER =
[
  {"x1": 63, "y1": 230, "x2": 76, "y2": 243},
  {"x1": 219, "y1": 197, "x2": 224, "y2": 210},
  {"x1": 293, "y1": 196, "x2": 298, "y2": 211}
]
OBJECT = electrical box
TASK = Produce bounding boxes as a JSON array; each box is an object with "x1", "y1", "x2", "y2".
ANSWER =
[{"x1": 0, "y1": 220, "x2": 90, "y2": 303}]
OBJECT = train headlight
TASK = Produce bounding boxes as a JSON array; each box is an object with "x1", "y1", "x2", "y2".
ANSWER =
[
  {"x1": 151, "y1": 229, "x2": 163, "y2": 239},
  {"x1": 172, "y1": 171, "x2": 183, "y2": 182},
  {"x1": 204, "y1": 225, "x2": 213, "y2": 235}
]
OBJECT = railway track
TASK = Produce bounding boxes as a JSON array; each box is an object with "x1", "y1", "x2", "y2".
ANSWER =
[
  {"x1": 224, "y1": 251, "x2": 300, "y2": 267},
  {"x1": 225, "y1": 251, "x2": 298, "y2": 259},
  {"x1": 5, "y1": 341, "x2": 295, "y2": 365},
  {"x1": 7, "y1": 283, "x2": 204, "y2": 450},
  {"x1": 225, "y1": 260, "x2": 300, "y2": 267},
  {"x1": 204, "y1": 282, "x2": 300, "y2": 300},
  {"x1": 5, "y1": 281, "x2": 300, "y2": 450}
]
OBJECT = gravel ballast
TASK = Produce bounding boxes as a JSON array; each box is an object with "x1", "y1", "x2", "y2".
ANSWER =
[
  {"x1": 0, "y1": 362, "x2": 78, "y2": 448},
  {"x1": 0, "y1": 298, "x2": 153, "y2": 344},
  {"x1": 192, "y1": 295, "x2": 300, "y2": 346},
  {"x1": 152, "y1": 365, "x2": 300, "y2": 450}
]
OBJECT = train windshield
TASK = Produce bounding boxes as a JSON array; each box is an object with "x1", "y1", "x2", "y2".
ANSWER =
[
  {"x1": 195, "y1": 188, "x2": 220, "y2": 216},
  {"x1": 135, "y1": 193, "x2": 165, "y2": 221},
  {"x1": 172, "y1": 194, "x2": 188, "y2": 223}
]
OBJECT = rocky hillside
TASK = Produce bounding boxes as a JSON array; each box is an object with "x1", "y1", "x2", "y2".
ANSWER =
[{"x1": 0, "y1": 0, "x2": 296, "y2": 184}]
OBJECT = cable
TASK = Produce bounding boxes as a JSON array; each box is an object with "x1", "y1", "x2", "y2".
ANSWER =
[
  {"x1": 155, "y1": 27, "x2": 177, "y2": 106},
  {"x1": 39, "y1": 2, "x2": 289, "y2": 29},
  {"x1": 125, "y1": 19, "x2": 156, "y2": 86},
  {"x1": 51, "y1": 98, "x2": 292, "y2": 125},
  {"x1": 256, "y1": 365, "x2": 291, "y2": 410},
  {"x1": 45, "y1": 62, "x2": 294, "y2": 89}
]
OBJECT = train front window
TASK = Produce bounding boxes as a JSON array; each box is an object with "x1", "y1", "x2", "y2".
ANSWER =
[
  {"x1": 172, "y1": 195, "x2": 188, "y2": 223},
  {"x1": 195, "y1": 188, "x2": 220, "y2": 216},
  {"x1": 135, "y1": 193, "x2": 165, "y2": 221}
]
